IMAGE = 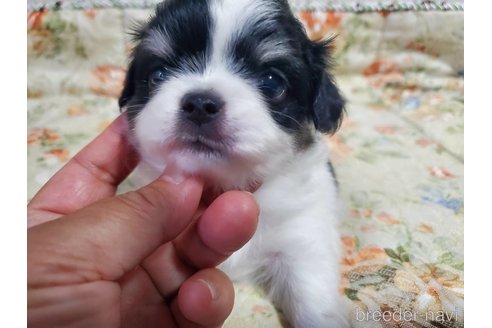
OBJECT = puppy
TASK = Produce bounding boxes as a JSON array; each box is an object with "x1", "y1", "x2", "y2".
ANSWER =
[{"x1": 119, "y1": 0, "x2": 348, "y2": 326}]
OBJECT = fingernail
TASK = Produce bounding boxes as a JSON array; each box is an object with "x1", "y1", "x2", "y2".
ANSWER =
[
  {"x1": 198, "y1": 279, "x2": 218, "y2": 301},
  {"x1": 160, "y1": 164, "x2": 186, "y2": 185}
]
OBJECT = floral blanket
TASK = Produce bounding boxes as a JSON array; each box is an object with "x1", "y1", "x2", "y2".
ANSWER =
[{"x1": 27, "y1": 2, "x2": 464, "y2": 327}]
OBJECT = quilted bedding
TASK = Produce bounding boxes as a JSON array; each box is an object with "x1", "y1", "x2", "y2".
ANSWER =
[{"x1": 27, "y1": 1, "x2": 464, "y2": 327}]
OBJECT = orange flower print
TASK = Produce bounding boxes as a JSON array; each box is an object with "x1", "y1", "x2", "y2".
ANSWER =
[
  {"x1": 28, "y1": 10, "x2": 47, "y2": 30},
  {"x1": 358, "y1": 247, "x2": 388, "y2": 261},
  {"x1": 299, "y1": 11, "x2": 342, "y2": 31},
  {"x1": 417, "y1": 224, "x2": 433, "y2": 233},
  {"x1": 46, "y1": 148, "x2": 70, "y2": 162},
  {"x1": 374, "y1": 125, "x2": 399, "y2": 135},
  {"x1": 342, "y1": 246, "x2": 388, "y2": 266},
  {"x1": 298, "y1": 11, "x2": 317, "y2": 30},
  {"x1": 89, "y1": 65, "x2": 126, "y2": 98},
  {"x1": 341, "y1": 236, "x2": 357, "y2": 249},
  {"x1": 363, "y1": 209, "x2": 373, "y2": 218},
  {"x1": 427, "y1": 166, "x2": 456, "y2": 178},
  {"x1": 66, "y1": 103, "x2": 88, "y2": 116},
  {"x1": 375, "y1": 212, "x2": 400, "y2": 225},
  {"x1": 363, "y1": 59, "x2": 402, "y2": 77},
  {"x1": 407, "y1": 264, "x2": 463, "y2": 290},
  {"x1": 342, "y1": 235, "x2": 357, "y2": 258},
  {"x1": 406, "y1": 41, "x2": 427, "y2": 53},
  {"x1": 416, "y1": 139, "x2": 434, "y2": 147},
  {"x1": 360, "y1": 224, "x2": 377, "y2": 233},
  {"x1": 326, "y1": 12, "x2": 343, "y2": 27},
  {"x1": 342, "y1": 236, "x2": 356, "y2": 248},
  {"x1": 28, "y1": 129, "x2": 44, "y2": 145},
  {"x1": 350, "y1": 208, "x2": 373, "y2": 219},
  {"x1": 379, "y1": 10, "x2": 391, "y2": 18},
  {"x1": 297, "y1": 11, "x2": 343, "y2": 40},
  {"x1": 84, "y1": 9, "x2": 97, "y2": 19},
  {"x1": 28, "y1": 128, "x2": 60, "y2": 145}
]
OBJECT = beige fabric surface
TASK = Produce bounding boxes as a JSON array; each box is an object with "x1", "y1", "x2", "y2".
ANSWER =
[{"x1": 28, "y1": 5, "x2": 463, "y2": 327}]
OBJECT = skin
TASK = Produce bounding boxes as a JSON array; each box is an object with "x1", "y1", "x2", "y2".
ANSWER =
[{"x1": 27, "y1": 114, "x2": 259, "y2": 328}]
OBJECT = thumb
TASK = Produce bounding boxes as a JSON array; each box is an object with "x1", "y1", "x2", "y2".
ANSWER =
[{"x1": 28, "y1": 175, "x2": 203, "y2": 288}]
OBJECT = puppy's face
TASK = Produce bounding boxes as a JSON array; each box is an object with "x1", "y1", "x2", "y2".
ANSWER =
[{"x1": 120, "y1": 0, "x2": 344, "y2": 189}]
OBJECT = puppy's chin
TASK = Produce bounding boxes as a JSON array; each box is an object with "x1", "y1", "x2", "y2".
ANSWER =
[{"x1": 136, "y1": 140, "x2": 265, "y2": 192}]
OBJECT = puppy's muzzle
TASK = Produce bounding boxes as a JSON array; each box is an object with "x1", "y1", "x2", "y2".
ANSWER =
[{"x1": 180, "y1": 90, "x2": 225, "y2": 126}]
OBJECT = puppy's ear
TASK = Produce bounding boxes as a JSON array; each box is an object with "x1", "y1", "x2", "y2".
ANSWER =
[
  {"x1": 119, "y1": 59, "x2": 136, "y2": 111},
  {"x1": 308, "y1": 40, "x2": 345, "y2": 134},
  {"x1": 312, "y1": 72, "x2": 345, "y2": 133}
]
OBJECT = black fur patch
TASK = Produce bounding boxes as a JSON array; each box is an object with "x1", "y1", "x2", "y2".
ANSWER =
[
  {"x1": 327, "y1": 160, "x2": 338, "y2": 188},
  {"x1": 223, "y1": 0, "x2": 344, "y2": 148},
  {"x1": 119, "y1": 0, "x2": 212, "y2": 120}
]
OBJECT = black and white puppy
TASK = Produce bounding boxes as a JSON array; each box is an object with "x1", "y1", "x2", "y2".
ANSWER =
[{"x1": 119, "y1": 0, "x2": 347, "y2": 326}]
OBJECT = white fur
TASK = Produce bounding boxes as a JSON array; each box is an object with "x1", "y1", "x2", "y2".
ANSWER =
[
  {"x1": 209, "y1": 0, "x2": 277, "y2": 64},
  {"x1": 143, "y1": 27, "x2": 172, "y2": 58},
  {"x1": 129, "y1": 0, "x2": 348, "y2": 326},
  {"x1": 209, "y1": 0, "x2": 294, "y2": 65},
  {"x1": 219, "y1": 139, "x2": 348, "y2": 327},
  {"x1": 132, "y1": 66, "x2": 292, "y2": 189}
]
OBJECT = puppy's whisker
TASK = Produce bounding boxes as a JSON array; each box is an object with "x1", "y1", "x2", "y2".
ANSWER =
[
  {"x1": 125, "y1": 107, "x2": 144, "y2": 113},
  {"x1": 272, "y1": 111, "x2": 304, "y2": 129},
  {"x1": 124, "y1": 104, "x2": 147, "y2": 116}
]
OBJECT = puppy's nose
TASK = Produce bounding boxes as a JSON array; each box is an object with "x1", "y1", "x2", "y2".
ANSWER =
[{"x1": 180, "y1": 91, "x2": 225, "y2": 126}]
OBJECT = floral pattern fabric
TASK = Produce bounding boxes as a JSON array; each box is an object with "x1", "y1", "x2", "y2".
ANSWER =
[{"x1": 27, "y1": 5, "x2": 463, "y2": 328}]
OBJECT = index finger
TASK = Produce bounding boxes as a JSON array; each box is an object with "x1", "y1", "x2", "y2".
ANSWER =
[{"x1": 28, "y1": 114, "x2": 139, "y2": 227}]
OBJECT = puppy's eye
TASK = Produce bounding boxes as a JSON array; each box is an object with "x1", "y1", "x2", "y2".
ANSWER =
[
  {"x1": 259, "y1": 71, "x2": 287, "y2": 102},
  {"x1": 148, "y1": 68, "x2": 167, "y2": 87}
]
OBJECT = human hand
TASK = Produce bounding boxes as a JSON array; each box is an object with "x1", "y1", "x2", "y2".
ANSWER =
[{"x1": 27, "y1": 115, "x2": 259, "y2": 327}]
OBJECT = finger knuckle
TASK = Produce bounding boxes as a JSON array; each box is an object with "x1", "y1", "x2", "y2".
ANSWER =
[{"x1": 117, "y1": 182, "x2": 174, "y2": 222}]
